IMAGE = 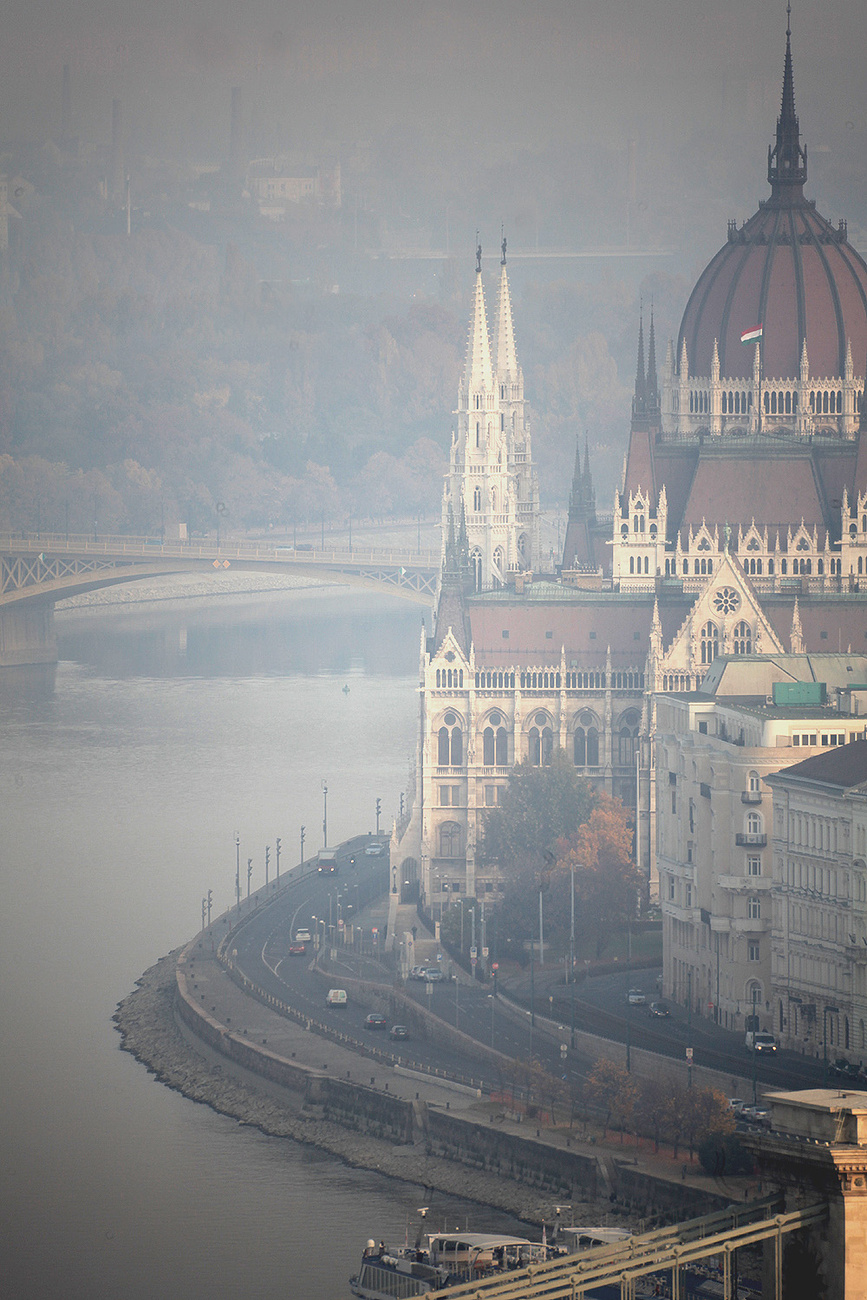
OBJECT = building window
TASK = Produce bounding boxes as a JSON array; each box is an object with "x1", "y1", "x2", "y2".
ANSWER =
[
  {"x1": 747, "y1": 811, "x2": 763, "y2": 836},
  {"x1": 747, "y1": 856, "x2": 761, "y2": 876},
  {"x1": 668, "y1": 876, "x2": 675, "y2": 901},
  {"x1": 438, "y1": 822, "x2": 462, "y2": 857},
  {"x1": 438, "y1": 715, "x2": 463, "y2": 766},
  {"x1": 701, "y1": 621, "x2": 719, "y2": 664},
  {"x1": 748, "y1": 941, "x2": 760, "y2": 962},
  {"x1": 748, "y1": 896, "x2": 761, "y2": 919},
  {"x1": 529, "y1": 726, "x2": 553, "y2": 766},
  {"x1": 733, "y1": 621, "x2": 752, "y2": 655},
  {"x1": 685, "y1": 883, "x2": 692, "y2": 908}
]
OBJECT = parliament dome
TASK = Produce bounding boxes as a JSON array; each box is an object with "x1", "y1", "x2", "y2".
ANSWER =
[{"x1": 677, "y1": 22, "x2": 867, "y2": 386}]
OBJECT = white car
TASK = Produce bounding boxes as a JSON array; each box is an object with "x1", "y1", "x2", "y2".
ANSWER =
[
  {"x1": 627, "y1": 988, "x2": 646, "y2": 1005},
  {"x1": 294, "y1": 928, "x2": 311, "y2": 943},
  {"x1": 364, "y1": 842, "x2": 385, "y2": 857}
]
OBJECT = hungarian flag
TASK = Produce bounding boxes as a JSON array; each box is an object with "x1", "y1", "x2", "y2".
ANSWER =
[{"x1": 741, "y1": 325, "x2": 763, "y2": 344}]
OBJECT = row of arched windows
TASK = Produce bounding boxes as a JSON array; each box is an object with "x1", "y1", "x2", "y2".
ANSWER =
[
  {"x1": 764, "y1": 389, "x2": 799, "y2": 415},
  {"x1": 809, "y1": 389, "x2": 843, "y2": 414},
  {"x1": 700, "y1": 620, "x2": 753, "y2": 663},
  {"x1": 435, "y1": 667, "x2": 464, "y2": 687},
  {"x1": 689, "y1": 390, "x2": 709, "y2": 413},
  {"x1": 663, "y1": 674, "x2": 693, "y2": 691},
  {"x1": 629, "y1": 555, "x2": 651, "y2": 574},
  {"x1": 722, "y1": 390, "x2": 751, "y2": 414},
  {"x1": 436, "y1": 713, "x2": 640, "y2": 768},
  {"x1": 475, "y1": 671, "x2": 515, "y2": 689}
]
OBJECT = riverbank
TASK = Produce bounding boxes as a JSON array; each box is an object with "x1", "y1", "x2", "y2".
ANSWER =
[
  {"x1": 116, "y1": 935, "x2": 748, "y2": 1233},
  {"x1": 114, "y1": 950, "x2": 617, "y2": 1226}
]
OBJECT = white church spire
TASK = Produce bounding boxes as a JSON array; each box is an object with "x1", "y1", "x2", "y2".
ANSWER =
[
  {"x1": 463, "y1": 240, "x2": 494, "y2": 396},
  {"x1": 494, "y1": 236, "x2": 519, "y2": 382}
]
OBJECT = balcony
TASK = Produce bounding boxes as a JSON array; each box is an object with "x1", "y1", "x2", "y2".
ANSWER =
[
  {"x1": 741, "y1": 791, "x2": 763, "y2": 804},
  {"x1": 735, "y1": 833, "x2": 767, "y2": 847}
]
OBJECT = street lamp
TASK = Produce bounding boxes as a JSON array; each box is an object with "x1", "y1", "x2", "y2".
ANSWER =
[
  {"x1": 322, "y1": 781, "x2": 328, "y2": 848},
  {"x1": 488, "y1": 993, "x2": 495, "y2": 1049},
  {"x1": 823, "y1": 1005, "x2": 840, "y2": 1085},
  {"x1": 687, "y1": 970, "x2": 693, "y2": 1089},
  {"x1": 235, "y1": 832, "x2": 241, "y2": 914}
]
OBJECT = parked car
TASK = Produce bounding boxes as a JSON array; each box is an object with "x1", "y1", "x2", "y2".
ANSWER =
[
  {"x1": 389, "y1": 1024, "x2": 409, "y2": 1040},
  {"x1": 364, "y1": 1012, "x2": 386, "y2": 1030},
  {"x1": 648, "y1": 1001, "x2": 670, "y2": 1017},
  {"x1": 627, "y1": 989, "x2": 646, "y2": 1005}
]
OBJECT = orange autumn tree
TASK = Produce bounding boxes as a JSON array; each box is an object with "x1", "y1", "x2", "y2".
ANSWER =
[{"x1": 555, "y1": 794, "x2": 643, "y2": 959}]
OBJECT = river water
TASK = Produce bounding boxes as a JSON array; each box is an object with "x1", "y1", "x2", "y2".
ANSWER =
[{"x1": 0, "y1": 586, "x2": 530, "y2": 1300}]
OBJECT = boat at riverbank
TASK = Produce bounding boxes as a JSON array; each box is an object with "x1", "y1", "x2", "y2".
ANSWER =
[{"x1": 350, "y1": 1232, "x2": 560, "y2": 1299}]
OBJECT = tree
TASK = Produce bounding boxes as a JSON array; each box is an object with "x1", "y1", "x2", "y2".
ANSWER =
[
  {"x1": 586, "y1": 1057, "x2": 637, "y2": 1141},
  {"x1": 480, "y1": 752, "x2": 595, "y2": 952},
  {"x1": 555, "y1": 794, "x2": 643, "y2": 959}
]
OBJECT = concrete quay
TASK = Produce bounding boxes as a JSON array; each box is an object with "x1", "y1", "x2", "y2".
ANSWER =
[{"x1": 115, "y1": 879, "x2": 755, "y2": 1230}]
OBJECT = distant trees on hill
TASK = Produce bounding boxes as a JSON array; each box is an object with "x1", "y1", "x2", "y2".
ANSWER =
[{"x1": 0, "y1": 176, "x2": 654, "y2": 536}]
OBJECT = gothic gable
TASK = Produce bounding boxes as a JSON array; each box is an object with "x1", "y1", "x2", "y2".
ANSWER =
[{"x1": 661, "y1": 553, "x2": 784, "y2": 677}]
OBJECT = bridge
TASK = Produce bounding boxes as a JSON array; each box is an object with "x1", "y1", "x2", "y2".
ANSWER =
[
  {"x1": 435, "y1": 1196, "x2": 825, "y2": 1300},
  {"x1": 0, "y1": 532, "x2": 440, "y2": 666}
]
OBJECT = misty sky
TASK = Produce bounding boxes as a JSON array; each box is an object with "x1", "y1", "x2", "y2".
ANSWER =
[{"x1": 3, "y1": 0, "x2": 865, "y2": 226}]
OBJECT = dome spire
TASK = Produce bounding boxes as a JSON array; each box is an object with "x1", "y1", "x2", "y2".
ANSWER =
[
  {"x1": 768, "y1": 2, "x2": 807, "y2": 198},
  {"x1": 633, "y1": 310, "x2": 646, "y2": 415}
]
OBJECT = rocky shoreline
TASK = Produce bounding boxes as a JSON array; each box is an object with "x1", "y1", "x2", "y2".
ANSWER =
[{"x1": 114, "y1": 951, "x2": 618, "y2": 1227}]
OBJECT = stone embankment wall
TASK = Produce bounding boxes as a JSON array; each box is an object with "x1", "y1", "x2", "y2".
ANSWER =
[
  {"x1": 173, "y1": 935, "x2": 734, "y2": 1224},
  {"x1": 176, "y1": 946, "x2": 416, "y2": 1144}
]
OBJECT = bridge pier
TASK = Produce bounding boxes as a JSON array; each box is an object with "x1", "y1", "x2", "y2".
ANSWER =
[
  {"x1": 0, "y1": 601, "x2": 57, "y2": 666},
  {"x1": 749, "y1": 1089, "x2": 867, "y2": 1300}
]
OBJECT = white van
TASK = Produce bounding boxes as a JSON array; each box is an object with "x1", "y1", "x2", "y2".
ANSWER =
[
  {"x1": 294, "y1": 928, "x2": 312, "y2": 944},
  {"x1": 325, "y1": 988, "x2": 347, "y2": 1007},
  {"x1": 745, "y1": 1030, "x2": 777, "y2": 1053}
]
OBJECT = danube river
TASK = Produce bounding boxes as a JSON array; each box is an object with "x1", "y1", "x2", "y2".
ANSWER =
[{"x1": 0, "y1": 585, "x2": 529, "y2": 1300}]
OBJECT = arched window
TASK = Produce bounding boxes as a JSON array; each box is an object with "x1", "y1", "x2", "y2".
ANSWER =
[
  {"x1": 438, "y1": 822, "x2": 462, "y2": 858},
  {"x1": 471, "y1": 549, "x2": 482, "y2": 592},
  {"x1": 573, "y1": 728, "x2": 586, "y2": 766},
  {"x1": 749, "y1": 770, "x2": 760, "y2": 794},
  {"x1": 530, "y1": 725, "x2": 553, "y2": 766},
  {"x1": 495, "y1": 727, "x2": 508, "y2": 765},
  {"x1": 438, "y1": 726, "x2": 450, "y2": 765},
  {"x1": 473, "y1": 485, "x2": 481, "y2": 511},
  {"x1": 701, "y1": 621, "x2": 719, "y2": 664},
  {"x1": 587, "y1": 727, "x2": 600, "y2": 765},
  {"x1": 439, "y1": 713, "x2": 463, "y2": 766},
  {"x1": 733, "y1": 621, "x2": 752, "y2": 655},
  {"x1": 483, "y1": 727, "x2": 495, "y2": 766},
  {"x1": 747, "y1": 811, "x2": 763, "y2": 837}
]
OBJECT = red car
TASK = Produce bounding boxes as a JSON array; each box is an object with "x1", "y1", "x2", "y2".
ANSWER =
[{"x1": 288, "y1": 943, "x2": 307, "y2": 955}]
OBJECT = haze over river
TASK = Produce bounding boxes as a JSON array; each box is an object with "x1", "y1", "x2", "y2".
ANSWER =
[{"x1": 0, "y1": 585, "x2": 530, "y2": 1300}]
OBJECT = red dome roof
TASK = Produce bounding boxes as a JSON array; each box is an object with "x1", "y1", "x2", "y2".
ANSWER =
[{"x1": 678, "y1": 26, "x2": 867, "y2": 385}]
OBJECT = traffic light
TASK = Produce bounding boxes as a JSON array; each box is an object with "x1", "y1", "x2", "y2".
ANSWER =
[
  {"x1": 275, "y1": 837, "x2": 281, "y2": 879},
  {"x1": 207, "y1": 889, "x2": 213, "y2": 925},
  {"x1": 375, "y1": 797, "x2": 381, "y2": 832},
  {"x1": 265, "y1": 845, "x2": 271, "y2": 883}
]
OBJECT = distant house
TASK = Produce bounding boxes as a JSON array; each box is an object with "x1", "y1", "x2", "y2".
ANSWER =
[{"x1": 245, "y1": 159, "x2": 341, "y2": 219}]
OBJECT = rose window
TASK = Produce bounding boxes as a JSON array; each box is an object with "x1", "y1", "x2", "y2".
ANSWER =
[{"x1": 713, "y1": 587, "x2": 741, "y2": 615}]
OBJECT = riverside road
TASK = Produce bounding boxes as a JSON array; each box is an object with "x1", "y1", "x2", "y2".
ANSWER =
[{"x1": 216, "y1": 837, "x2": 830, "y2": 1098}]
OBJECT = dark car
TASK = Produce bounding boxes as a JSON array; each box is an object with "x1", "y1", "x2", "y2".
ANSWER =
[
  {"x1": 649, "y1": 1001, "x2": 670, "y2": 1017},
  {"x1": 288, "y1": 943, "x2": 307, "y2": 956},
  {"x1": 389, "y1": 1024, "x2": 409, "y2": 1041},
  {"x1": 365, "y1": 1012, "x2": 387, "y2": 1030}
]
